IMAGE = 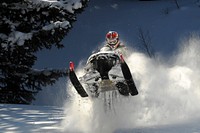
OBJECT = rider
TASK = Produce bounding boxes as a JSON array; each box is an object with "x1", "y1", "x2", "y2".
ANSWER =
[{"x1": 100, "y1": 31, "x2": 127, "y2": 56}]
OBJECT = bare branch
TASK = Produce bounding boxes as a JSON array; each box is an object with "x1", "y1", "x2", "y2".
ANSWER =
[
  {"x1": 174, "y1": 0, "x2": 180, "y2": 9},
  {"x1": 137, "y1": 27, "x2": 155, "y2": 58}
]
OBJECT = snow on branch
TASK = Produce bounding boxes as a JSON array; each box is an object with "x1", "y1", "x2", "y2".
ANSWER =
[
  {"x1": 0, "y1": 0, "x2": 88, "y2": 48},
  {"x1": 32, "y1": 0, "x2": 85, "y2": 13},
  {"x1": 0, "y1": 0, "x2": 89, "y2": 104},
  {"x1": 42, "y1": 21, "x2": 70, "y2": 31},
  {"x1": 7, "y1": 31, "x2": 33, "y2": 47}
]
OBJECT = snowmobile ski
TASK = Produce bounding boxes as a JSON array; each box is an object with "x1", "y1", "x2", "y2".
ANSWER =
[
  {"x1": 69, "y1": 62, "x2": 88, "y2": 97},
  {"x1": 120, "y1": 55, "x2": 138, "y2": 96}
]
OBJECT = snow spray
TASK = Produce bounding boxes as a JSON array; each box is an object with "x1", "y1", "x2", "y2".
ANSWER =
[{"x1": 60, "y1": 35, "x2": 200, "y2": 133}]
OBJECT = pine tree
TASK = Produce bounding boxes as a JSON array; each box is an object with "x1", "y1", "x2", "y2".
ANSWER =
[{"x1": 0, "y1": 0, "x2": 88, "y2": 104}]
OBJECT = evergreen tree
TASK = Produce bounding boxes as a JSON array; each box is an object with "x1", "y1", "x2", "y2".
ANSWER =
[{"x1": 0, "y1": 0, "x2": 88, "y2": 104}]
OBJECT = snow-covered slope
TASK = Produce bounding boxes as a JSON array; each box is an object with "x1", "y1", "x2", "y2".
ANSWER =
[
  {"x1": 0, "y1": 104, "x2": 63, "y2": 133},
  {"x1": 0, "y1": 100, "x2": 200, "y2": 133},
  {"x1": 2, "y1": 0, "x2": 200, "y2": 133}
]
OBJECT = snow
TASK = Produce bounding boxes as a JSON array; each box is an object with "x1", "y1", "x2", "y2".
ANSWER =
[
  {"x1": 0, "y1": 104, "x2": 63, "y2": 133},
  {"x1": 2, "y1": 0, "x2": 200, "y2": 133},
  {"x1": 42, "y1": 21, "x2": 70, "y2": 31},
  {"x1": 32, "y1": 0, "x2": 84, "y2": 13},
  {"x1": 2, "y1": 0, "x2": 84, "y2": 48},
  {"x1": 8, "y1": 31, "x2": 33, "y2": 46}
]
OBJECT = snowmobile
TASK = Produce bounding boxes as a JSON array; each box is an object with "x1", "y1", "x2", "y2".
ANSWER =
[{"x1": 69, "y1": 50, "x2": 138, "y2": 97}]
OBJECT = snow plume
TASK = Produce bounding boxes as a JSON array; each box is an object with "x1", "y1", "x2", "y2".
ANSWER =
[{"x1": 60, "y1": 35, "x2": 200, "y2": 133}]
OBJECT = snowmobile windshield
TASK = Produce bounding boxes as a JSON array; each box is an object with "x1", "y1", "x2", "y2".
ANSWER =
[{"x1": 86, "y1": 51, "x2": 120, "y2": 65}]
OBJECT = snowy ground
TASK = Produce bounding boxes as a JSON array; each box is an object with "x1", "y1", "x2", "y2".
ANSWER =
[
  {"x1": 1, "y1": 92, "x2": 200, "y2": 133},
  {"x1": 2, "y1": 0, "x2": 200, "y2": 133},
  {"x1": 0, "y1": 104, "x2": 63, "y2": 133}
]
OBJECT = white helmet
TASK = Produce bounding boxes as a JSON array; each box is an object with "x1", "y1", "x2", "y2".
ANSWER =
[{"x1": 106, "y1": 31, "x2": 119, "y2": 45}]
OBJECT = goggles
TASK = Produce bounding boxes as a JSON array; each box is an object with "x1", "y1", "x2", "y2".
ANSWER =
[{"x1": 106, "y1": 32, "x2": 118, "y2": 39}]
